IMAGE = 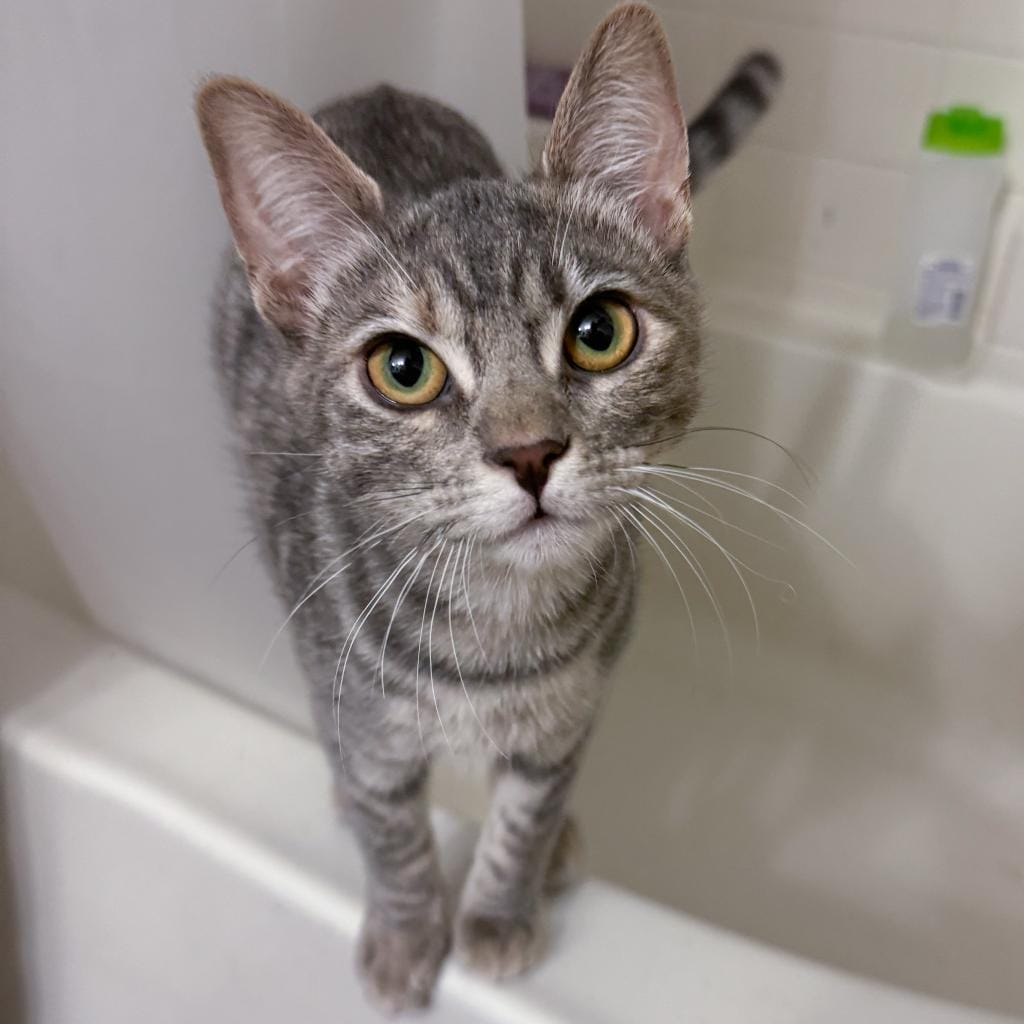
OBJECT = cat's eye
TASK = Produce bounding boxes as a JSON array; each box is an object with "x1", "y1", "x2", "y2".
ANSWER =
[
  {"x1": 563, "y1": 295, "x2": 638, "y2": 372},
  {"x1": 366, "y1": 334, "x2": 448, "y2": 406}
]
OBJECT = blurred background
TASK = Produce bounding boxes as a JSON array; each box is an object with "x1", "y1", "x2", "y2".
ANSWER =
[
  {"x1": 526, "y1": 0, "x2": 1024, "y2": 347},
  {"x1": 1, "y1": 2, "x2": 1022, "y2": 1022}
]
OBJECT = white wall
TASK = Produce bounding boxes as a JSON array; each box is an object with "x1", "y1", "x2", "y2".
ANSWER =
[
  {"x1": 0, "y1": 454, "x2": 87, "y2": 1024},
  {"x1": 524, "y1": 0, "x2": 1024, "y2": 351},
  {"x1": 0, "y1": 0, "x2": 526, "y2": 730},
  {"x1": 0, "y1": 453, "x2": 86, "y2": 624}
]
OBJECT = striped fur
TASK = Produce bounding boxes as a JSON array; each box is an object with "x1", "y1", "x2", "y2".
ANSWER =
[
  {"x1": 197, "y1": 4, "x2": 737, "y2": 1014},
  {"x1": 688, "y1": 51, "x2": 783, "y2": 192}
]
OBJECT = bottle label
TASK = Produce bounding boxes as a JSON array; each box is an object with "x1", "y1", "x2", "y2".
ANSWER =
[{"x1": 912, "y1": 254, "x2": 975, "y2": 326}]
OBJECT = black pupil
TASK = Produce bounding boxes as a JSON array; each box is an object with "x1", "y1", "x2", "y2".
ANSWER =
[
  {"x1": 575, "y1": 305, "x2": 615, "y2": 352},
  {"x1": 387, "y1": 339, "x2": 425, "y2": 388}
]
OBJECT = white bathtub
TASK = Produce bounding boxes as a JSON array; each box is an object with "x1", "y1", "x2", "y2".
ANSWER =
[{"x1": 4, "y1": 319, "x2": 1022, "y2": 1023}]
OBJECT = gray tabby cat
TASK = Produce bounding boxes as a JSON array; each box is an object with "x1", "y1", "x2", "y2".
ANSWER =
[{"x1": 196, "y1": 4, "x2": 779, "y2": 1013}]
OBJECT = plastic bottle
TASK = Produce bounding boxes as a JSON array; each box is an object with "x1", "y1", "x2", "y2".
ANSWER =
[{"x1": 885, "y1": 106, "x2": 1006, "y2": 369}]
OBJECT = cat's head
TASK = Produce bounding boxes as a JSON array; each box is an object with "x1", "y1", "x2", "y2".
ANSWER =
[{"x1": 197, "y1": 4, "x2": 701, "y2": 570}]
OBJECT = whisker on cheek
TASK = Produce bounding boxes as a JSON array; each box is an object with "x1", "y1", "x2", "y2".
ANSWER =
[
  {"x1": 415, "y1": 542, "x2": 449, "y2": 758},
  {"x1": 646, "y1": 466, "x2": 853, "y2": 566},
  {"x1": 378, "y1": 538, "x2": 443, "y2": 697},
  {"x1": 617, "y1": 503, "x2": 698, "y2": 657},
  {"x1": 447, "y1": 542, "x2": 507, "y2": 758},
  {"x1": 332, "y1": 539, "x2": 429, "y2": 755},
  {"x1": 427, "y1": 545, "x2": 458, "y2": 756},
  {"x1": 634, "y1": 425, "x2": 818, "y2": 489},
  {"x1": 633, "y1": 486, "x2": 762, "y2": 653},
  {"x1": 208, "y1": 509, "x2": 316, "y2": 587}
]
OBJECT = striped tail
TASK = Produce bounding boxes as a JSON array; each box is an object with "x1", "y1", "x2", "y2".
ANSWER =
[{"x1": 688, "y1": 52, "x2": 782, "y2": 193}]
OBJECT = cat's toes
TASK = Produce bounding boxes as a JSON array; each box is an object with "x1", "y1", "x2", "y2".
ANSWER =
[
  {"x1": 356, "y1": 910, "x2": 450, "y2": 1014},
  {"x1": 455, "y1": 910, "x2": 546, "y2": 980}
]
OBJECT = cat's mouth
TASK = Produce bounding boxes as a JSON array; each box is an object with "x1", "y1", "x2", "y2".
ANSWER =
[
  {"x1": 508, "y1": 510, "x2": 558, "y2": 537},
  {"x1": 496, "y1": 509, "x2": 599, "y2": 567},
  {"x1": 498, "y1": 502, "x2": 574, "y2": 545}
]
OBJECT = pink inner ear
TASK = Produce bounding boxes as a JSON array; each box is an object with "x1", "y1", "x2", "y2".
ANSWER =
[
  {"x1": 231, "y1": 168, "x2": 296, "y2": 276},
  {"x1": 197, "y1": 79, "x2": 384, "y2": 337},
  {"x1": 222, "y1": 159, "x2": 325, "y2": 331},
  {"x1": 642, "y1": 119, "x2": 692, "y2": 249}
]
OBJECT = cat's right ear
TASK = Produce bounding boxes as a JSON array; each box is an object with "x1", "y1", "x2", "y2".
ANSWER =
[
  {"x1": 541, "y1": 4, "x2": 691, "y2": 254},
  {"x1": 196, "y1": 76, "x2": 382, "y2": 338}
]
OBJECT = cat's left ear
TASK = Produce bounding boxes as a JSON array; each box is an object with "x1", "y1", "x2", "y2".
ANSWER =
[
  {"x1": 541, "y1": 3, "x2": 691, "y2": 253},
  {"x1": 196, "y1": 76, "x2": 383, "y2": 338}
]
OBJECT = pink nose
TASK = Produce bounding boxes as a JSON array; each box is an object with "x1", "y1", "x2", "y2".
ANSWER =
[{"x1": 488, "y1": 438, "x2": 568, "y2": 500}]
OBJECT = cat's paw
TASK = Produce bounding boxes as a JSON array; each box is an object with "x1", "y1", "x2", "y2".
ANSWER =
[
  {"x1": 356, "y1": 909, "x2": 450, "y2": 1014},
  {"x1": 454, "y1": 910, "x2": 546, "y2": 980}
]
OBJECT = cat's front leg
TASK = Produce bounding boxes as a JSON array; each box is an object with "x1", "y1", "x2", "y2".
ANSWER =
[
  {"x1": 339, "y1": 752, "x2": 449, "y2": 1013},
  {"x1": 455, "y1": 746, "x2": 583, "y2": 979}
]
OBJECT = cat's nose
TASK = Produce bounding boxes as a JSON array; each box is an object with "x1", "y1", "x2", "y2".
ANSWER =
[{"x1": 488, "y1": 438, "x2": 568, "y2": 500}]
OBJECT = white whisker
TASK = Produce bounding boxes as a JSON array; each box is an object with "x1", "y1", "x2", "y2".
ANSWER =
[
  {"x1": 428, "y1": 545, "x2": 458, "y2": 756},
  {"x1": 461, "y1": 538, "x2": 488, "y2": 662},
  {"x1": 632, "y1": 475, "x2": 786, "y2": 551},
  {"x1": 378, "y1": 538, "x2": 443, "y2": 697},
  {"x1": 551, "y1": 195, "x2": 564, "y2": 264},
  {"x1": 668, "y1": 465, "x2": 809, "y2": 508},
  {"x1": 664, "y1": 469, "x2": 854, "y2": 567},
  {"x1": 332, "y1": 544, "x2": 420, "y2": 721},
  {"x1": 247, "y1": 450, "x2": 324, "y2": 458},
  {"x1": 618, "y1": 505, "x2": 697, "y2": 655},
  {"x1": 610, "y1": 507, "x2": 638, "y2": 576},
  {"x1": 637, "y1": 468, "x2": 724, "y2": 517},
  {"x1": 559, "y1": 183, "x2": 584, "y2": 268},
  {"x1": 209, "y1": 509, "x2": 314, "y2": 587},
  {"x1": 634, "y1": 487, "x2": 761, "y2": 652},
  {"x1": 626, "y1": 497, "x2": 734, "y2": 671},
  {"x1": 416, "y1": 543, "x2": 448, "y2": 756},
  {"x1": 645, "y1": 486, "x2": 797, "y2": 595},
  {"x1": 448, "y1": 542, "x2": 506, "y2": 758},
  {"x1": 322, "y1": 182, "x2": 417, "y2": 291},
  {"x1": 259, "y1": 513, "x2": 419, "y2": 668}
]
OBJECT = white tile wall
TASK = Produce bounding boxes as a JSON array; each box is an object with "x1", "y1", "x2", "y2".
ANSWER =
[
  {"x1": 717, "y1": 0, "x2": 957, "y2": 44},
  {"x1": 983, "y1": 192, "x2": 1024, "y2": 350},
  {"x1": 658, "y1": 6, "x2": 727, "y2": 113},
  {"x1": 717, "y1": 16, "x2": 945, "y2": 167},
  {"x1": 826, "y1": 0, "x2": 955, "y2": 44},
  {"x1": 939, "y1": 51, "x2": 1024, "y2": 181},
  {"x1": 523, "y1": 0, "x2": 1024, "y2": 352},
  {"x1": 951, "y1": 0, "x2": 1024, "y2": 60},
  {"x1": 524, "y1": 0, "x2": 612, "y2": 66}
]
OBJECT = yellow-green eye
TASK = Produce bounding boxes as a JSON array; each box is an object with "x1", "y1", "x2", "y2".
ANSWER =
[
  {"x1": 564, "y1": 295, "x2": 638, "y2": 372},
  {"x1": 366, "y1": 335, "x2": 447, "y2": 406}
]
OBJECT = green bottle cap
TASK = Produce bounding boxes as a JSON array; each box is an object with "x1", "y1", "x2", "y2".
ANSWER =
[{"x1": 923, "y1": 106, "x2": 1005, "y2": 156}]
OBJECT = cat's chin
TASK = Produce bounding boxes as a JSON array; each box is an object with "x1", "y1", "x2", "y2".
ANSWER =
[{"x1": 491, "y1": 513, "x2": 597, "y2": 570}]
